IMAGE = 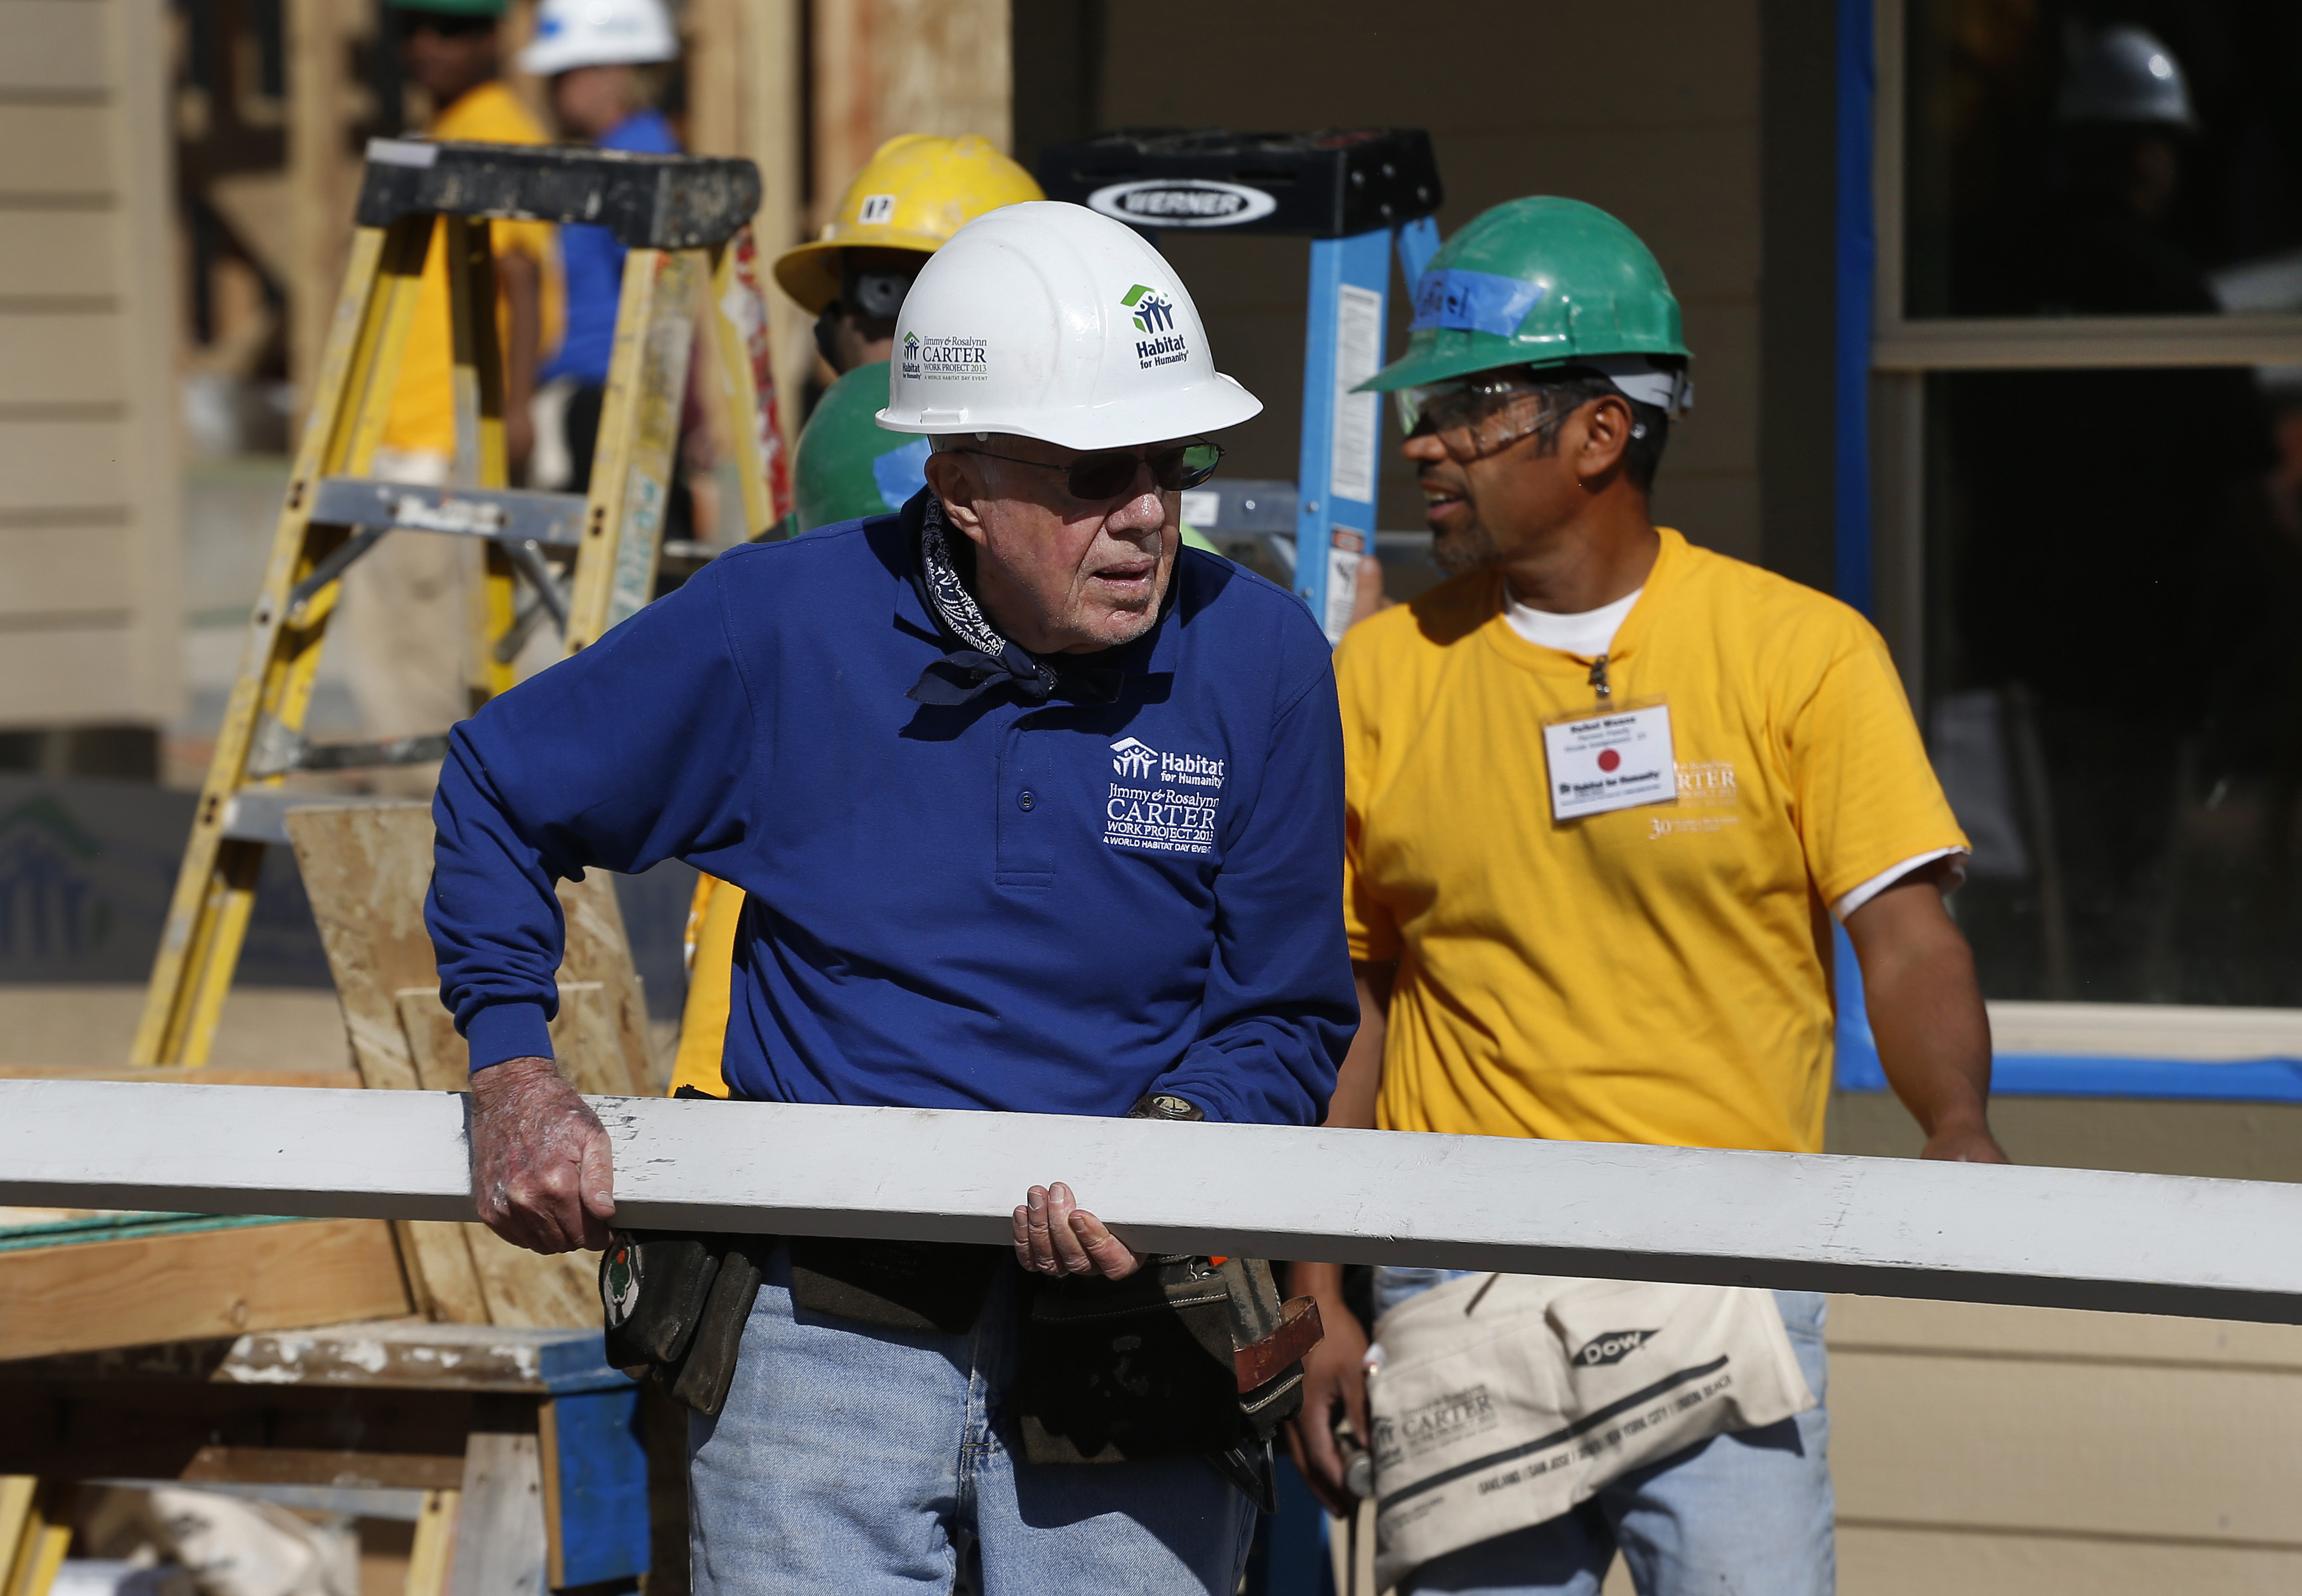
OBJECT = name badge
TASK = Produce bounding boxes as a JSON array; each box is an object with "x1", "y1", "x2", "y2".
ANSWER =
[{"x1": 1542, "y1": 703, "x2": 1676, "y2": 822}]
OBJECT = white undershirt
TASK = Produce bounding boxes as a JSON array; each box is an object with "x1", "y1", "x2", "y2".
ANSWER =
[
  {"x1": 1501, "y1": 582, "x2": 1968, "y2": 921},
  {"x1": 1503, "y1": 585, "x2": 1642, "y2": 657}
]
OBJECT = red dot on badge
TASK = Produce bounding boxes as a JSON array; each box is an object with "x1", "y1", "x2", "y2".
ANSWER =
[{"x1": 1597, "y1": 748, "x2": 1622, "y2": 773}]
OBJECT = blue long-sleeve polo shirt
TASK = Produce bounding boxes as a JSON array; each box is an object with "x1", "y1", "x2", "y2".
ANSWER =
[{"x1": 426, "y1": 492, "x2": 1355, "y2": 1126}]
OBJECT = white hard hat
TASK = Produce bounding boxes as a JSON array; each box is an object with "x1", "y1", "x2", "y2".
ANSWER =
[
  {"x1": 517, "y1": 0, "x2": 677, "y2": 76},
  {"x1": 876, "y1": 200, "x2": 1262, "y2": 450},
  {"x1": 2059, "y1": 25, "x2": 2195, "y2": 129}
]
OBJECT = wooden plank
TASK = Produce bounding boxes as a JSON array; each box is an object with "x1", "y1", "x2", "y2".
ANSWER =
[
  {"x1": 0, "y1": 525, "x2": 131, "y2": 610},
  {"x1": 0, "y1": 1, "x2": 110, "y2": 94},
  {"x1": 0, "y1": 1215, "x2": 412, "y2": 1361},
  {"x1": 0, "y1": 423, "x2": 134, "y2": 509},
  {"x1": 404, "y1": 1491, "x2": 460, "y2": 1596},
  {"x1": 11, "y1": 1082, "x2": 2302, "y2": 1323},
  {"x1": 449, "y1": 1435, "x2": 547, "y2": 1596},
  {"x1": 0, "y1": 109, "x2": 110, "y2": 196},
  {"x1": 1837, "y1": 1523, "x2": 2302, "y2": 1596},
  {"x1": 0, "y1": 1065, "x2": 359, "y2": 1087},
  {"x1": 217, "y1": 1322, "x2": 610, "y2": 1393},
  {"x1": 1831, "y1": 1350, "x2": 2302, "y2": 1543},
  {"x1": 0, "y1": 320, "x2": 125, "y2": 406},
  {"x1": 1830, "y1": 1294, "x2": 2302, "y2": 1371},
  {"x1": 0, "y1": 1379, "x2": 485, "y2": 1483}
]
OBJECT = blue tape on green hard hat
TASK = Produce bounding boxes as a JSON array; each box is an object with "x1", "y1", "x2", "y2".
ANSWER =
[
  {"x1": 1410, "y1": 270, "x2": 1547, "y2": 337},
  {"x1": 1360, "y1": 196, "x2": 1689, "y2": 395}
]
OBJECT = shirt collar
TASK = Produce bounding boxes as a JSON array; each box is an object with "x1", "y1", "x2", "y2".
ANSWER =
[{"x1": 899, "y1": 490, "x2": 1136, "y2": 708}]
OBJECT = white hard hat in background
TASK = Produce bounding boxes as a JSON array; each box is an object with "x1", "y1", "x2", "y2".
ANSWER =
[
  {"x1": 2058, "y1": 25, "x2": 2195, "y2": 129},
  {"x1": 517, "y1": 0, "x2": 678, "y2": 76},
  {"x1": 876, "y1": 200, "x2": 1263, "y2": 451}
]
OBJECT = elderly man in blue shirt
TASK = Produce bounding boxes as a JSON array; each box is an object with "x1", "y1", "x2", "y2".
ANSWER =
[{"x1": 426, "y1": 201, "x2": 1354, "y2": 1594}]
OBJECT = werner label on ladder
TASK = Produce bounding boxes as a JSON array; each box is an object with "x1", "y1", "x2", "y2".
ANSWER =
[
  {"x1": 1042, "y1": 129, "x2": 1445, "y2": 642},
  {"x1": 132, "y1": 141, "x2": 791, "y2": 1068}
]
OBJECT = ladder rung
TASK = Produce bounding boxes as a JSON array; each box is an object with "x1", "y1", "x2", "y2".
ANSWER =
[
  {"x1": 220, "y1": 790, "x2": 413, "y2": 845},
  {"x1": 310, "y1": 478, "x2": 587, "y2": 547},
  {"x1": 359, "y1": 139, "x2": 760, "y2": 251}
]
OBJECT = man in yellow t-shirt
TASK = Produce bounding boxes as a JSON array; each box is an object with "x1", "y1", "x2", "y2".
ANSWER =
[
  {"x1": 1284, "y1": 200, "x2": 2006, "y2": 1596},
  {"x1": 341, "y1": 0, "x2": 561, "y2": 750}
]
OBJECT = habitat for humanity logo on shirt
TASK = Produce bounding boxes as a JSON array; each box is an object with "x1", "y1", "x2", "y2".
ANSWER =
[{"x1": 1104, "y1": 737, "x2": 1224, "y2": 855}]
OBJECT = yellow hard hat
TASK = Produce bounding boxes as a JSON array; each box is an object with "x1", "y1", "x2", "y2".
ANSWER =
[{"x1": 773, "y1": 134, "x2": 1045, "y2": 313}]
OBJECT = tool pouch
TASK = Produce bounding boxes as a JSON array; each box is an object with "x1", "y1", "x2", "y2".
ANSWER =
[
  {"x1": 1014, "y1": 1254, "x2": 1323, "y2": 1467},
  {"x1": 787, "y1": 1237, "x2": 1007, "y2": 1334},
  {"x1": 599, "y1": 1229, "x2": 773, "y2": 1418}
]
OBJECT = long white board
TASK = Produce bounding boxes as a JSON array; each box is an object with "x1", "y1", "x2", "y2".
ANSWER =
[{"x1": 6, "y1": 1079, "x2": 2302, "y2": 1322}]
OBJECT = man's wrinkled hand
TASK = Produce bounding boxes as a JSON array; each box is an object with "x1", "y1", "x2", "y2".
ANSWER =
[
  {"x1": 469, "y1": 1056, "x2": 615, "y2": 1254},
  {"x1": 1284, "y1": 1294, "x2": 1371, "y2": 1517},
  {"x1": 1011, "y1": 1182, "x2": 1141, "y2": 1281}
]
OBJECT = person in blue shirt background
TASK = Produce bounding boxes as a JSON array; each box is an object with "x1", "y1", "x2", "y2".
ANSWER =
[
  {"x1": 434, "y1": 200, "x2": 1353, "y2": 1592},
  {"x1": 518, "y1": 0, "x2": 684, "y2": 501}
]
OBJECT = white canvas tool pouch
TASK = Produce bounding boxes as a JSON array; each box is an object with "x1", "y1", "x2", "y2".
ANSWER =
[{"x1": 1368, "y1": 1274, "x2": 1815, "y2": 1589}]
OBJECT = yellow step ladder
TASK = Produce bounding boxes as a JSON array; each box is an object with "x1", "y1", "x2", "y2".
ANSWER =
[{"x1": 134, "y1": 139, "x2": 791, "y2": 1067}]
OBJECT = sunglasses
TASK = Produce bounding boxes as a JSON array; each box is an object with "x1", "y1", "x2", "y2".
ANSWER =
[
  {"x1": 402, "y1": 9, "x2": 497, "y2": 35},
  {"x1": 841, "y1": 264, "x2": 916, "y2": 321},
  {"x1": 951, "y1": 441, "x2": 1224, "y2": 502}
]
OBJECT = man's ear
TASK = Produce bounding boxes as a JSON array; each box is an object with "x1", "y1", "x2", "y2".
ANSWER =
[
  {"x1": 922, "y1": 449, "x2": 992, "y2": 549},
  {"x1": 1574, "y1": 394, "x2": 1635, "y2": 485}
]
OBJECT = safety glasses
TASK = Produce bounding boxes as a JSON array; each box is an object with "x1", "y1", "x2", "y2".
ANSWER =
[
  {"x1": 1395, "y1": 369, "x2": 1571, "y2": 461},
  {"x1": 953, "y1": 440, "x2": 1224, "y2": 503}
]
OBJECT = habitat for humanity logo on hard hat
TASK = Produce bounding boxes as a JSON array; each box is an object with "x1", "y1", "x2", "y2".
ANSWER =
[
  {"x1": 1121, "y1": 284, "x2": 1187, "y2": 370},
  {"x1": 900, "y1": 328, "x2": 988, "y2": 384}
]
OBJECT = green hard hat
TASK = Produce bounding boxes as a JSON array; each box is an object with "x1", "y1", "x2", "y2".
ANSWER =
[
  {"x1": 387, "y1": 0, "x2": 508, "y2": 15},
  {"x1": 1360, "y1": 197, "x2": 1690, "y2": 395},
  {"x1": 793, "y1": 361, "x2": 932, "y2": 533}
]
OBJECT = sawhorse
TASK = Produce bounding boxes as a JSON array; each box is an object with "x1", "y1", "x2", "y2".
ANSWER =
[{"x1": 0, "y1": 1322, "x2": 658, "y2": 1596}]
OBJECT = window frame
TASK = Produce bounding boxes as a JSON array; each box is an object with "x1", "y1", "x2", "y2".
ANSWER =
[{"x1": 1842, "y1": 0, "x2": 2302, "y2": 1093}]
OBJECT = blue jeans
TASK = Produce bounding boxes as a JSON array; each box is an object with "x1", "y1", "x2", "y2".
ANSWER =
[
  {"x1": 1373, "y1": 1271, "x2": 1836, "y2": 1596},
  {"x1": 689, "y1": 1244, "x2": 1256, "y2": 1595}
]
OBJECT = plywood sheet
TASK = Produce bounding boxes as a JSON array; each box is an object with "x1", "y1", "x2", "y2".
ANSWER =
[{"x1": 0, "y1": 1217, "x2": 412, "y2": 1361}]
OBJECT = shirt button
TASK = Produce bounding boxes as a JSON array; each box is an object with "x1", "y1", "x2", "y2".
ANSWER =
[{"x1": 1018, "y1": 790, "x2": 1036, "y2": 811}]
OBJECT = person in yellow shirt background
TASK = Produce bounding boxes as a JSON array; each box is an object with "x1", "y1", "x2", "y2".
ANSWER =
[
  {"x1": 339, "y1": 0, "x2": 561, "y2": 756},
  {"x1": 1283, "y1": 198, "x2": 2007, "y2": 1595}
]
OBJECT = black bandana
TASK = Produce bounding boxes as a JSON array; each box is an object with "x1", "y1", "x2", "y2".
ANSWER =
[{"x1": 905, "y1": 494, "x2": 1123, "y2": 707}]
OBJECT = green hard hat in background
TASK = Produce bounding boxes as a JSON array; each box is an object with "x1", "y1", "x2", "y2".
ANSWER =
[
  {"x1": 1361, "y1": 196, "x2": 1690, "y2": 401},
  {"x1": 793, "y1": 361, "x2": 932, "y2": 534},
  {"x1": 387, "y1": 0, "x2": 509, "y2": 15}
]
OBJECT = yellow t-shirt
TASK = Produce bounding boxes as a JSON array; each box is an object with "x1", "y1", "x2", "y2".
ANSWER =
[
  {"x1": 1337, "y1": 528, "x2": 1966, "y2": 1155},
  {"x1": 381, "y1": 82, "x2": 562, "y2": 456}
]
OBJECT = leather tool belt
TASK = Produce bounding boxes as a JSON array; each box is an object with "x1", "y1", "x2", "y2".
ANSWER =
[{"x1": 599, "y1": 1231, "x2": 1324, "y2": 1475}]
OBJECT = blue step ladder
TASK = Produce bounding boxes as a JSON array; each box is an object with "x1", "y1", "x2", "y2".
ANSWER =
[{"x1": 1039, "y1": 129, "x2": 1445, "y2": 642}]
